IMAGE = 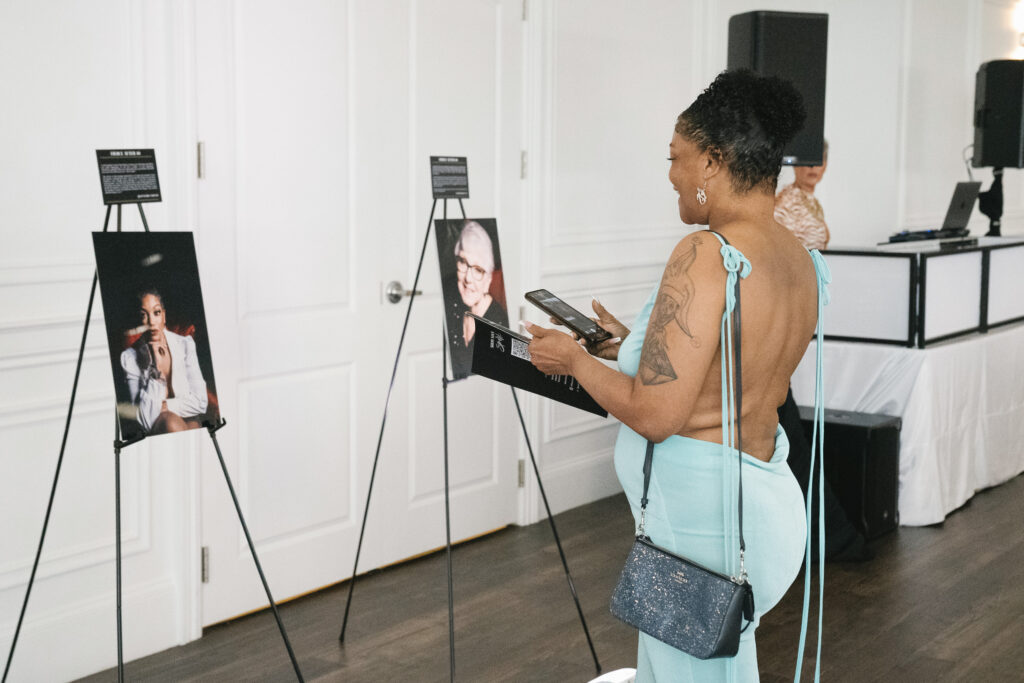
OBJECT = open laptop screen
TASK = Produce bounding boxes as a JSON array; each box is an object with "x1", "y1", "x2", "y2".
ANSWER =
[{"x1": 941, "y1": 181, "x2": 982, "y2": 230}]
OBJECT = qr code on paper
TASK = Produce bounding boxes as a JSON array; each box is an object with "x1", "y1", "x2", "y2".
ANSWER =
[{"x1": 511, "y1": 338, "x2": 531, "y2": 361}]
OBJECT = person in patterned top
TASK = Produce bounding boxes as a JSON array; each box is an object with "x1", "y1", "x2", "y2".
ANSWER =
[{"x1": 774, "y1": 140, "x2": 829, "y2": 250}]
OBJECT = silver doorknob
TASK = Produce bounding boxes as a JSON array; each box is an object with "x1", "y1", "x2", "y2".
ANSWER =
[{"x1": 385, "y1": 280, "x2": 423, "y2": 304}]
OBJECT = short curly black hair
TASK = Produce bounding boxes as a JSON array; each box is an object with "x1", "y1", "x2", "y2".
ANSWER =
[
  {"x1": 676, "y1": 69, "x2": 806, "y2": 195},
  {"x1": 136, "y1": 287, "x2": 164, "y2": 307}
]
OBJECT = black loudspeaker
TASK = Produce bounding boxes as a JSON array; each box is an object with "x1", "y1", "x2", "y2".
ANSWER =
[
  {"x1": 973, "y1": 60, "x2": 1024, "y2": 169},
  {"x1": 727, "y1": 11, "x2": 828, "y2": 166},
  {"x1": 798, "y1": 407, "x2": 901, "y2": 540}
]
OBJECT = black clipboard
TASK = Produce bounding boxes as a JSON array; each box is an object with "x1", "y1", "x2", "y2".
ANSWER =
[{"x1": 469, "y1": 315, "x2": 607, "y2": 418}]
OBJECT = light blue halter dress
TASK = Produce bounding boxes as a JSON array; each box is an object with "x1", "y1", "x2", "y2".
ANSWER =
[{"x1": 613, "y1": 234, "x2": 831, "y2": 682}]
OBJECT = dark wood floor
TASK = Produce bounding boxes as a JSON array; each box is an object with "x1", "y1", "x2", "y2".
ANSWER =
[{"x1": 81, "y1": 472, "x2": 1024, "y2": 682}]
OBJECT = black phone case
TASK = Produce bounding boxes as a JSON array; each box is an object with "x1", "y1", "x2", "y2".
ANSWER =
[{"x1": 524, "y1": 290, "x2": 612, "y2": 344}]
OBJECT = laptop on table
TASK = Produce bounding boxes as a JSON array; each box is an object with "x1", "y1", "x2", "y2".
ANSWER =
[{"x1": 887, "y1": 181, "x2": 982, "y2": 243}]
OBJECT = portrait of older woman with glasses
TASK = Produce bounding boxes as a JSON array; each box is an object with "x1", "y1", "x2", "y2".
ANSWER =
[{"x1": 436, "y1": 218, "x2": 509, "y2": 378}]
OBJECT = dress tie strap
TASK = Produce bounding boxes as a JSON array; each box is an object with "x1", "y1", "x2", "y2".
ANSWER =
[
  {"x1": 795, "y1": 248, "x2": 830, "y2": 683},
  {"x1": 810, "y1": 250, "x2": 832, "y2": 305},
  {"x1": 719, "y1": 245, "x2": 752, "y2": 316}
]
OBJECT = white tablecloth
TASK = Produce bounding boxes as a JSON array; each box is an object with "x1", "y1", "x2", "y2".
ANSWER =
[{"x1": 791, "y1": 323, "x2": 1024, "y2": 526}]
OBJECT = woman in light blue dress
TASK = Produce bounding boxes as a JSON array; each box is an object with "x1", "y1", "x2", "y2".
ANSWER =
[{"x1": 527, "y1": 70, "x2": 829, "y2": 681}]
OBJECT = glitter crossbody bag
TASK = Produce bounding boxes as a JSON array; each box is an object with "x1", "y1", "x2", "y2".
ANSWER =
[{"x1": 609, "y1": 231, "x2": 754, "y2": 659}]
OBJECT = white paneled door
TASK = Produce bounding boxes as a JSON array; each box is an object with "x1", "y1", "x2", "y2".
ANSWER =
[{"x1": 194, "y1": 0, "x2": 523, "y2": 625}]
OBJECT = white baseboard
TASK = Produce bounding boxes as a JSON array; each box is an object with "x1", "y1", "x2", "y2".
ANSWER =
[
  {"x1": 534, "y1": 448, "x2": 623, "y2": 518},
  {"x1": 1, "y1": 576, "x2": 183, "y2": 681}
]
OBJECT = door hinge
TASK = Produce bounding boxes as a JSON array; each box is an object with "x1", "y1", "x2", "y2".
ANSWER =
[
  {"x1": 520, "y1": 150, "x2": 527, "y2": 179},
  {"x1": 518, "y1": 459, "x2": 526, "y2": 487},
  {"x1": 197, "y1": 141, "x2": 206, "y2": 179},
  {"x1": 201, "y1": 546, "x2": 210, "y2": 583},
  {"x1": 522, "y1": 0, "x2": 528, "y2": 21}
]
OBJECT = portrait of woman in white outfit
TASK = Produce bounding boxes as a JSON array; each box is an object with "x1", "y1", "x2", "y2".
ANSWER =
[
  {"x1": 94, "y1": 232, "x2": 219, "y2": 442},
  {"x1": 119, "y1": 288, "x2": 209, "y2": 435}
]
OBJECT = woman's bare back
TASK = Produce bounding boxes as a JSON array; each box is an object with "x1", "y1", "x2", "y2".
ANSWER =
[{"x1": 679, "y1": 221, "x2": 819, "y2": 461}]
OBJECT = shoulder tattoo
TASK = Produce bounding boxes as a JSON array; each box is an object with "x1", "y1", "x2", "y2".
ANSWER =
[{"x1": 638, "y1": 236, "x2": 702, "y2": 386}]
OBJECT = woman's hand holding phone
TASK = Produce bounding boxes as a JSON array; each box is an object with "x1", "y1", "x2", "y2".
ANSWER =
[
  {"x1": 546, "y1": 297, "x2": 629, "y2": 360},
  {"x1": 583, "y1": 298, "x2": 629, "y2": 360}
]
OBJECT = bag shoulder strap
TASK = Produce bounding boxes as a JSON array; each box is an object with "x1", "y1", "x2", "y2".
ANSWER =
[
  {"x1": 709, "y1": 229, "x2": 750, "y2": 580},
  {"x1": 637, "y1": 229, "x2": 751, "y2": 583}
]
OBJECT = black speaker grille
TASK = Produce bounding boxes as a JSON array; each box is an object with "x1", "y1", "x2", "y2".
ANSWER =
[
  {"x1": 972, "y1": 60, "x2": 1024, "y2": 169},
  {"x1": 727, "y1": 11, "x2": 828, "y2": 166}
]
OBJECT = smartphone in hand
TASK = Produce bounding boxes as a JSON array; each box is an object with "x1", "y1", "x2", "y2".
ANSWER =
[{"x1": 525, "y1": 289, "x2": 613, "y2": 345}]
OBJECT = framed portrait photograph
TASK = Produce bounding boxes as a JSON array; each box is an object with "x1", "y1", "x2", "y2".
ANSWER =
[
  {"x1": 434, "y1": 218, "x2": 509, "y2": 380},
  {"x1": 92, "y1": 232, "x2": 220, "y2": 441}
]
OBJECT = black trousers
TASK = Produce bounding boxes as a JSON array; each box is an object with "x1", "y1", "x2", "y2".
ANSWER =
[{"x1": 778, "y1": 387, "x2": 859, "y2": 557}]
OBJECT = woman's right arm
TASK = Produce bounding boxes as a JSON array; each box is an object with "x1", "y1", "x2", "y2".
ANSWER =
[{"x1": 529, "y1": 232, "x2": 727, "y2": 442}]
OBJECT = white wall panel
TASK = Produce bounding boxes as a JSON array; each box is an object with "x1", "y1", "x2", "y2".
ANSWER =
[
  {"x1": 546, "y1": 400, "x2": 613, "y2": 442},
  {"x1": 239, "y1": 366, "x2": 354, "y2": 546},
  {"x1": 821, "y1": 254, "x2": 913, "y2": 341},
  {"x1": 1, "y1": 577, "x2": 180, "y2": 682},
  {"x1": 408, "y1": 353, "x2": 499, "y2": 500},
  {"x1": 408, "y1": 0, "x2": 514, "y2": 320},
  {"x1": 530, "y1": 1, "x2": 703, "y2": 517},
  {"x1": 923, "y1": 251, "x2": 984, "y2": 339},
  {"x1": 818, "y1": 0, "x2": 904, "y2": 244},
  {"x1": 988, "y1": 244, "x2": 1024, "y2": 324},
  {"x1": 0, "y1": 351, "x2": 108, "y2": 412},
  {"x1": 197, "y1": 0, "x2": 523, "y2": 627},
  {"x1": 0, "y1": 1, "x2": 140, "y2": 266},
  {"x1": 900, "y1": 1, "x2": 975, "y2": 233},
  {"x1": 235, "y1": 0, "x2": 351, "y2": 316},
  {"x1": 980, "y1": 0, "x2": 1021, "y2": 60},
  {"x1": 0, "y1": 1, "x2": 197, "y2": 679},
  {"x1": 898, "y1": 0, "x2": 1024, "y2": 239},
  {"x1": 0, "y1": 408, "x2": 146, "y2": 590},
  {"x1": 414, "y1": 0, "x2": 502, "y2": 219},
  {"x1": 549, "y1": 1, "x2": 689, "y2": 245},
  {"x1": 537, "y1": 443, "x2": 620, "y2": 516}
]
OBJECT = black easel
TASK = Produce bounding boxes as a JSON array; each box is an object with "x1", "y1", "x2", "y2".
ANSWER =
[
  {"x1": 203, "y1": 419, "x2": 304, "y2": 682},
  {"x1": 3, "y1": 203, "x2": 305, "y2": 683},
  {"x1": 337, "y1": 195, "x2": 601, "y2": 680}
]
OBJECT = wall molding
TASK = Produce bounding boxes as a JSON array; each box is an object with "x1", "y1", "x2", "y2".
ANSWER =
[
  {"x1": 0, "y1": 317, "x2": 105, "y2": 338},
  {"x1": 231, "y1": 0, "x2": 355, "y2": 320},
  {"x1": 539, "y1": 259, "x2": 664, "y2": 281},
  {"x1": 535, "y1": 445, "x2": 620, "y2": 518},
  {"x1": 0, "y1": 346, "x2": 107, "y2": 376},
  {"x1": 406, "y1": 352, "x2": 500, "y2": 505},
  {"x1": 549, "y1": 224, "x2": 682, "y2": 248},
  {"x1": 0, "y1": 524, "x2": 150, "y2": 593},
  {"x1": 0, "y1": 433, "x2": 150, "y2": 590},
  {"x1": 0, "y1": 576, "x2": 180, "y2": 681},
  {"x1": 0, "y1": 262, "x2": 95, "y2": 287},
  {"x1": 236, "y1": 362, "x2": 355, "y2": 553},
  {"x1": 0, "y1": 391, "x2": 110, "y2": 427},
  {"x1": 545, "y1": 403, "x2": 617, "y2": 442}
]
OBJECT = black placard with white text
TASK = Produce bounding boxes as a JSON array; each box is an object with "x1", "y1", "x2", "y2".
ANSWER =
[
  {"x1": 430, "y1": 156, "x2": 469, "y2": 199},
  {"x1": 96, "y1": 149, "x2": 162, "y2": 204},
  {"x1": 470, "y1": 315, "x2": 607, "y2": 417}
]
